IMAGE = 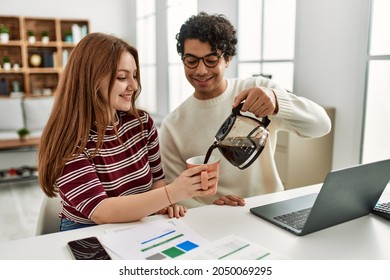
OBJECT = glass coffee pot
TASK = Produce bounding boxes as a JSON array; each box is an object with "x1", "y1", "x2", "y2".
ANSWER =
[{"x1": 204, "y1": 102, "x2": 270, "y2": 169}]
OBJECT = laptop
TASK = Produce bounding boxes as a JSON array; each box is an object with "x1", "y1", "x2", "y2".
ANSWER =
[{"x1": 250, "y1": 159, "x2": 390, "y2": 236}]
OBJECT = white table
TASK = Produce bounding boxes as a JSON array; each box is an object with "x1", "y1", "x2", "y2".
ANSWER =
[{"x1": 1, "y1": 184, "x2": 389, "y2": 260}]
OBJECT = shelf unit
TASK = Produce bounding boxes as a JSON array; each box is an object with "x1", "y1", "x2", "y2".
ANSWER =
[{"x1": 0, "y1": 16, "x2": 89, "y2": 97}]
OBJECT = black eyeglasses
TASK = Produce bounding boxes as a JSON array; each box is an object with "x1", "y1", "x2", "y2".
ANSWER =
[{"x1": 182, "y1": 53, "x2": 225, "y2": 69}]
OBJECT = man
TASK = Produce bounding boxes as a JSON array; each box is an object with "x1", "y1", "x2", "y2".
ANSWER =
[{"x1": 159, "y1": 12, "x2": 331, "y2": 208}]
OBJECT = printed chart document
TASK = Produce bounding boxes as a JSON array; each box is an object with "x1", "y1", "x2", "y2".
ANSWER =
[
  {"x1": 99, "y1": 219, "x2": 284, "y2": 260},
  {"x1": 177, "y1": 235, "x2": 285, "y2": 260},
  {"x1": 99, "y1": 219, "x2": 209, "y2": 260}
]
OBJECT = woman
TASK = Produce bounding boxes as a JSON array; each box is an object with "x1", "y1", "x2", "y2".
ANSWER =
[{"x1": 38, "y1": 33, "x2": 217, "y2": 231}]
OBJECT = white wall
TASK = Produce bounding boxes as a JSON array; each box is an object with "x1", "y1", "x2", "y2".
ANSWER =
[
  {"x1": 0, "y1": 0, "x2": 133, "y2": 42},
  {"x1": 1, "y1": 0, "x2": 372, "y2": 170},
  {"x1": 294, "y1": 0, "x2": 370, "y2": 169}
]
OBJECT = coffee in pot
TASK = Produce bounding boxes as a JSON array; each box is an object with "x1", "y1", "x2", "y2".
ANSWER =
[{"x1": 204, "y1": 102, "x2": 270, "y2": 169}]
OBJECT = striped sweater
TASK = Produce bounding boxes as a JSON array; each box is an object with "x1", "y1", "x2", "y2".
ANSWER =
[{"x1": 56, "y1": 111, "x2": 164, "y2": 224}]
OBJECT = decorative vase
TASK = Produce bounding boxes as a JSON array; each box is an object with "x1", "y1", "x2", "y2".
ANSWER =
[
  {"x1": 3, "y1": 62, "x2": 11, "y2": 71},
  {"x1": 0, "y1": 33, "x2": 9, "y2": 43},
  {"x1": 42, "y1": 36, "x2": 49, "y2": 44},
  {"x1": 19, "y1": 135, "x2": 29, "y2": 141},
  {"x1": 28, "y1": 36, "x2": 36, "y2": 44},
  {"x1": 12, "y1": 81, "x2": 20, "y2": 92}
]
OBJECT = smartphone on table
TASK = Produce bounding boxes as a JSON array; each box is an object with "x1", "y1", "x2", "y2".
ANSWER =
[{"x1": 67, "y1": 236, "x2": 111, "y2": 260}]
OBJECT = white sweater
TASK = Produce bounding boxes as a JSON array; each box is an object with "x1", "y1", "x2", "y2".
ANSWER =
[{"x1": 159, "y1": 77, "x2": 331, "y2": 208}]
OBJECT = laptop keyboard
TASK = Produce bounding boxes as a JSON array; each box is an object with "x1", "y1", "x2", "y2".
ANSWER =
[
  {"x1": 374, "y1": 202, "x2": 390, "y2": 212},
  {"x1": 372, "y1": 202, "x2": 390, "y2": 220},
  {"x1": 274, "y1": 208, "x2": 312, "y2": 230}
]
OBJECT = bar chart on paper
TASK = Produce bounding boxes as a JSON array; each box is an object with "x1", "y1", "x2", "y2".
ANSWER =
[
  {"x1": 99, "y1": 219, "x2": 209, "y2": 260},
  {"x1": 140, "y1": 229, "x2": 200, "y2": 259}
]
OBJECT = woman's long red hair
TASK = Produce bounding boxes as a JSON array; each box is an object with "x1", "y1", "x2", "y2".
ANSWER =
[{"x1": 38, "y1": 33, "x2": 142, "y2": 197}]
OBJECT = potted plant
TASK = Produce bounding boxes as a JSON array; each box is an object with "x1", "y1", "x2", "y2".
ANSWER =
[
  {"x1": 27, "y1": 30, "x2": 36, "y2": 44},
  {"x1": 17, "y1": 127, "x2": 30, "y2": 140},
  {"x1": 2, "y1": 56, "x2": 11, "y2": 71},
  {"x1": 41, "y1": 30, "x2": 49, "y2": 44},
  {"x1": 0, "y1": 24, "x2": 10, "y2": 43}
]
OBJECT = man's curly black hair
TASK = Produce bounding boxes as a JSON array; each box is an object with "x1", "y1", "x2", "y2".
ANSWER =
[{"x1": 176, "y1": 12, "x2": 237, "y2": 59}]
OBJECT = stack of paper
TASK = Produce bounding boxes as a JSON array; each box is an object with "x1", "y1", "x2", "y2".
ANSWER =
[{"x1": 99, "y1": 219, "x2": 285, "y2": 260}]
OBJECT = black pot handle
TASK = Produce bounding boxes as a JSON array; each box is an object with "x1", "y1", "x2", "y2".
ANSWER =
[{"x1": 232, "y1": 102, "x2": 270, "y2": 128}]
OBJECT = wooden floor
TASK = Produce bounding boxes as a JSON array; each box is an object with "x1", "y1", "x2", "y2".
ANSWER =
[{"x1": 0, "y1": 179, "x2": 43, "y2": 243}]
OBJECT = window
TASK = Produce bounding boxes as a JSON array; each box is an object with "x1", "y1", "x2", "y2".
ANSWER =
[
  {"x1": 362, "y1": 0, "x2": 390, "y2": 163},
  {"x1": 238, "y1": 0, "x2": 296, "y2": 91},
  {"x1": 134, "y1": 0, "x2": 295, "y2": 116},
  {"x1": 136, "y1": 0, "x2": 157, "y2": 113},
  {"x1": 135, "y1": 0, "x2": 195, "y2": 115},
  {"x1": 167, "y1": 0, "x2": 197, "y2": 111}
]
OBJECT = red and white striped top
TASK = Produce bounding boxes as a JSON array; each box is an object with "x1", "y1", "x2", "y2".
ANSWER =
[{"x1": 56, "y1": 111, "x2": 164, "y2": 224}]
